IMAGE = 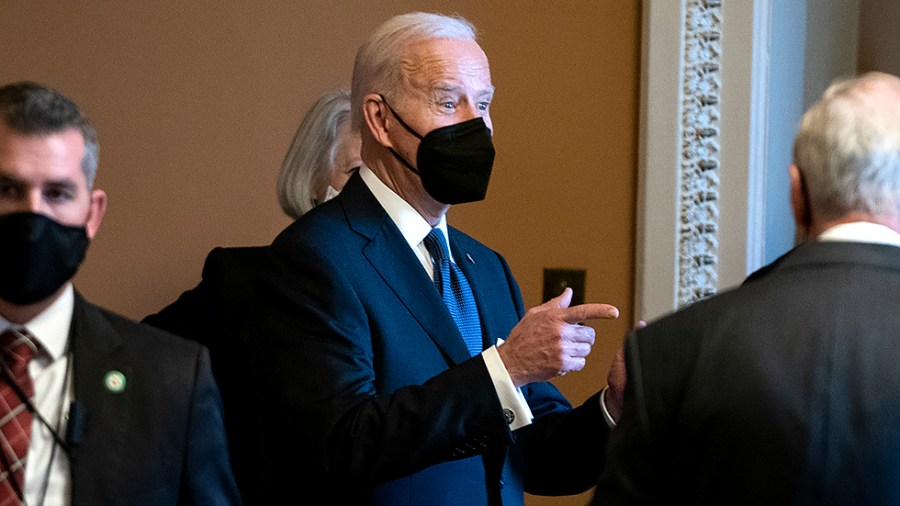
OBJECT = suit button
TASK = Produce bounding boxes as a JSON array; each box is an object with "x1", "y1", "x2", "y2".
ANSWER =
[{"x1": 503, "y1": 408, "x2": 515, "y2": 425}]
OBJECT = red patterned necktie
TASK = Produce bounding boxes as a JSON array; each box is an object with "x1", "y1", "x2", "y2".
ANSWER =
[{"x1": 0, "y1": 328, "x2": 37, "y2": 506}]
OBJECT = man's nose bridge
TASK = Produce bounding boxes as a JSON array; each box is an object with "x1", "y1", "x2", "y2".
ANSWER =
[
  {"x1": 461, "y1": 101, "x2": 481, "y2": 121},
  {"x1": 24, "y1": 188, "x2": 44, "y2": 212}
]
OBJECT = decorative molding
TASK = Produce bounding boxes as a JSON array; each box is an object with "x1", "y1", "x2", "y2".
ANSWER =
[
  {"x1": 678, "y1": 0, "x2": 723, "y2": 307},
  {"x1": 637, "y1": 0, "x2": 769, "y2": 322}
]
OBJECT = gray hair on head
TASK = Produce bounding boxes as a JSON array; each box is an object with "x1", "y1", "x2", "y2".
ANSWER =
[
  {"x1": 0, "y1": 81, "x2": 100, "y2": 188},
  {"x1": 277, "y1": 87, "x2": 353, "y2": 219},
  {"x1": 350, "y1": 12, "x2": 477, "y2": 129},
  {"x1": 792, "y1": 71, "x2": 900, "y2": 220}
]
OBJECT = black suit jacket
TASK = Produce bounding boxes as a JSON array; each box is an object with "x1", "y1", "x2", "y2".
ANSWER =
[
  {"x1": 250, "y1": 173, "x2": 609, "y2": 505},
  {"x1": 596, "y1": 241, "x2": 900, "y2": 505},
  {"x1": 69, "y1": 292, "x2": 240, "y2": 505},
  {"x1": 143, "y1": 246, "x2": 267, "y2": 504}
]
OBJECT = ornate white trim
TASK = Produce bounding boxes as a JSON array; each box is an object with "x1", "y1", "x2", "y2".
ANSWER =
[
  {"x1": 637, "y1": 0, "x2": 770, "y2": 321},
  {"x1": 678, "y1": 0, "x2": 722, "y2": 306}
]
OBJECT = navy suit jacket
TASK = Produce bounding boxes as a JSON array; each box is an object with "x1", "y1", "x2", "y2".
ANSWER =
[
  {"x1": 250, "y1": 173, "x2": 608, "y2": 505},
  {"x1": 69, "y1": 293, "x2": 241, "y2": 505},
  {"x1": 596, "y1": 241, "x2": 900, "y2": 504}
]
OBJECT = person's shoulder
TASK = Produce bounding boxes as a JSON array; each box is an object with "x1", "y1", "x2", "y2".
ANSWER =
[
  {"x1": 92, "y1": 303, "x2": 206, "y2": 359},
  {"x1": 273, "y1": 199, "x2": 348, "y2": 245},
  {"x1": 205, "y1": 245, "x2": 269, "y2": 264},
  {"x1": 201, "y1": 245, "x2": 270, "y2": 280}
]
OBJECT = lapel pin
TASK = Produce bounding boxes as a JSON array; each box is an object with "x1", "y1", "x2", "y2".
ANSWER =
[
  {"x1": 104, "y1": 370, "x2": 126, "y2": 394},
  {"x1": 466, "y1": 253, "x2": 475, "y2": 264}
]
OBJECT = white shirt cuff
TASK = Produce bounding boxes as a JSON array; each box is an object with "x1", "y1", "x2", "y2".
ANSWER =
[
  {"x1": 482, "y1": 345, "x2": 533, "y2": 430},
  {"x1": 600, "y1": 386, "x2": 617, "y2": 428}
]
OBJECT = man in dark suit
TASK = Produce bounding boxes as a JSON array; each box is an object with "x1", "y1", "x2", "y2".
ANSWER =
[
  {"x1": 142, "y1": 245, "x2": 264, "y2": 502},
  {"x1": 595, "y1": 71, "x2": 900, "y2": 504},
  {"x1": 0, "y1": 81, "x2": 241, "y2": 505},
  {"x1": 142, "y1": 87, "x2": 359, "y2": 504},
  {"x1": 247, "y1": 12, "x2": 623, "y2": 505}
]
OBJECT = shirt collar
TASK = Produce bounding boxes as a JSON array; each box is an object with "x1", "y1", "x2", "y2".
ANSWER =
[
  {"x1": 0, "y1": 283, "x2": 74, "y2": 361},
  {"x1": 817, "y1": 221, "x2": 900, "y2": 248},
  {"x1": 359, "y1": 165, "x2": 450, "y2": 250}
]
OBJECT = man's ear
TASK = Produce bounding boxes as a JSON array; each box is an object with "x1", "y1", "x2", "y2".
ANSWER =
[
  {"x1": 789, "y1": 164, "x2": 811, "y2": 236},
  {"x1": 362, "y1": 94, "x2": 394, "y2": 149},
  {"x1": 85, "y1": 188, "x2": 107, "y2": 239}
]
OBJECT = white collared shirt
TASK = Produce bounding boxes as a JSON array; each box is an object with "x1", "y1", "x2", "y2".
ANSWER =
[
  {"x1": 359, "y1": 167, "x2": 533, "y2": 429},
  {"x1": 818, "y1": 221, "x2": 900, "y2": 247},
  {"x1": 0, "y1": 283, "x2": 74, "y2": 506}
]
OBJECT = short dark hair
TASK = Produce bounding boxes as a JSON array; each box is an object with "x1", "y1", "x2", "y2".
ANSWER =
[{"x1": 0, "y1": 81, "x2": 99, "y2": 187}]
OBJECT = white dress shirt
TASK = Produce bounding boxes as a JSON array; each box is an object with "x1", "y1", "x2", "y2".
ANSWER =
[
  {"x1": 817, "y1": 221, "x2": 900, "y2": 247},
  {"x1": 0, "y1": 283, "x2": 74, "y2": 506},
  {"x1": 359, "y1": 167, "x2": 534, "y2": 429}
]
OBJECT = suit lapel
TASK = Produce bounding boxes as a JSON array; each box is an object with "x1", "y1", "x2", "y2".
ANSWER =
[
  {"x1": 340, "y1": 175, "x2": 471, "y2": 365},
  {"x1": 69, "y1": 293, "x2": 130, "y2": 504}
]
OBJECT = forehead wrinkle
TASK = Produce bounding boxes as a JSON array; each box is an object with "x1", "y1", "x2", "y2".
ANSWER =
[{"x1": 399, "y1": 47, "x2": 491, "y2": 99}]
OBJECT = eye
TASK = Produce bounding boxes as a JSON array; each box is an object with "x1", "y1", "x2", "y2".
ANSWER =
[
  {"x1": 441, "y1": 101, "x2": 456, "y2": 110},
  {"x1": 0, "y1": 181, "x2": 21, "y2": 200},
  {"x1": 44, "y1": 186, "x2": 75, "y2": 203},
  {"x1": 477, "y1": 101, "x2": 490, "y2": 112}
]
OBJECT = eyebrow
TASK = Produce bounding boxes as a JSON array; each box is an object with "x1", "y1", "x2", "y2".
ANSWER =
[
  {"x1": 0, "y1": 173, "x2": 79, "y2": 191},
  {"x1": 430, "y1": 84, "x2": 496, "y2": 97},
  {"x1": 0, "y1": 174, "x2": 20, "y2": 185},
  {"x1": 44, "y1": 179, "x2": 79, "y2": 192}
]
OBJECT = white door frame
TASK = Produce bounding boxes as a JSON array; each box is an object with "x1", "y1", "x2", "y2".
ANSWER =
[{"x1": 636, "y1": 0, "x2": 770, "y2": 322}]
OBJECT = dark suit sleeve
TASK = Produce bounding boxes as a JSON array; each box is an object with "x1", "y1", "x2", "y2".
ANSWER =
[
  {"x1": 594, "y1": 319, "x2": 700, "y2": 504},
  {"x1": 591, "y1": 333, "x2": 656, "y2": 504},
  {"x1": 181, "y1": 346, "x2": 243, "y2": 505},
  {"x1": 521, "y1": 389, "x2": 609, "y2": 495},
  {"x1": 142, "y1": 248, "x2": 227, "y2": 348}
]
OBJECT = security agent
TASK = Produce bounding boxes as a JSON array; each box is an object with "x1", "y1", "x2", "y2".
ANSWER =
[{"x1": 0, "y1": 81, "x2": 240, "y2": 505}]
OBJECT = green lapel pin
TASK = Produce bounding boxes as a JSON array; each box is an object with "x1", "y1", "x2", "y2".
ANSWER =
[{"x1": 104, "y1": 370, "x2": 126, "y2": 394}]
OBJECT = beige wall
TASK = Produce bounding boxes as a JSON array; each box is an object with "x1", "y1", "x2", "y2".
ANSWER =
[
  {"x1": 1, "y1": 2, "x2": 640, "y2": 503},
  {"x1": 859, "y1": 0, "x2": 900, "y2": 76}
]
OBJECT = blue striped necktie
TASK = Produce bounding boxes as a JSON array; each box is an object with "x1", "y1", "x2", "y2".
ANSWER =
[{"x1": 423, "y1": 228, "x2": 483, "y2": 356}]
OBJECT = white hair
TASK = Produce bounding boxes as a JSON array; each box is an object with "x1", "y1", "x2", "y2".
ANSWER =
[
  {"x1": 277, "y1": 87, "x2": 352, "y2": 219},
  {"x1": 792, "y1": 71, "x2": 900, "y2": 219},
  {"x1": 350, "y1": 12, "x2": 477, "y2": 129}
]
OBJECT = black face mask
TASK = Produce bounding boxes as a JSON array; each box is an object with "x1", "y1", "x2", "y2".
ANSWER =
[
  {"x1": 0, "y1": 212, "x2": 90, "y2": 305},
  {"x1": 381, "y1": 96, "x2": 496, "y2": 205}
]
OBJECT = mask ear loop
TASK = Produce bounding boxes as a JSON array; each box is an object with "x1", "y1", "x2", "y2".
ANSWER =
[
  {"x1": 378, "y1": 95, "x2": 424, "y2": 175},
  {"x1": 378, "y1": 95, "x2": 424, "y2": 140}
]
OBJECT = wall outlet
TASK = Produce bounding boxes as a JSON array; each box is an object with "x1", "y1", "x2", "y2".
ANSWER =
[{"x1": 542, "y1": 268, "x2": 587, "y2": 305}]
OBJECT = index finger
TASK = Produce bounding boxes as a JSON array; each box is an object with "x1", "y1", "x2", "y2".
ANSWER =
[{"x1": 559, "y1": 303, "x2": 619, "y2": 324}]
